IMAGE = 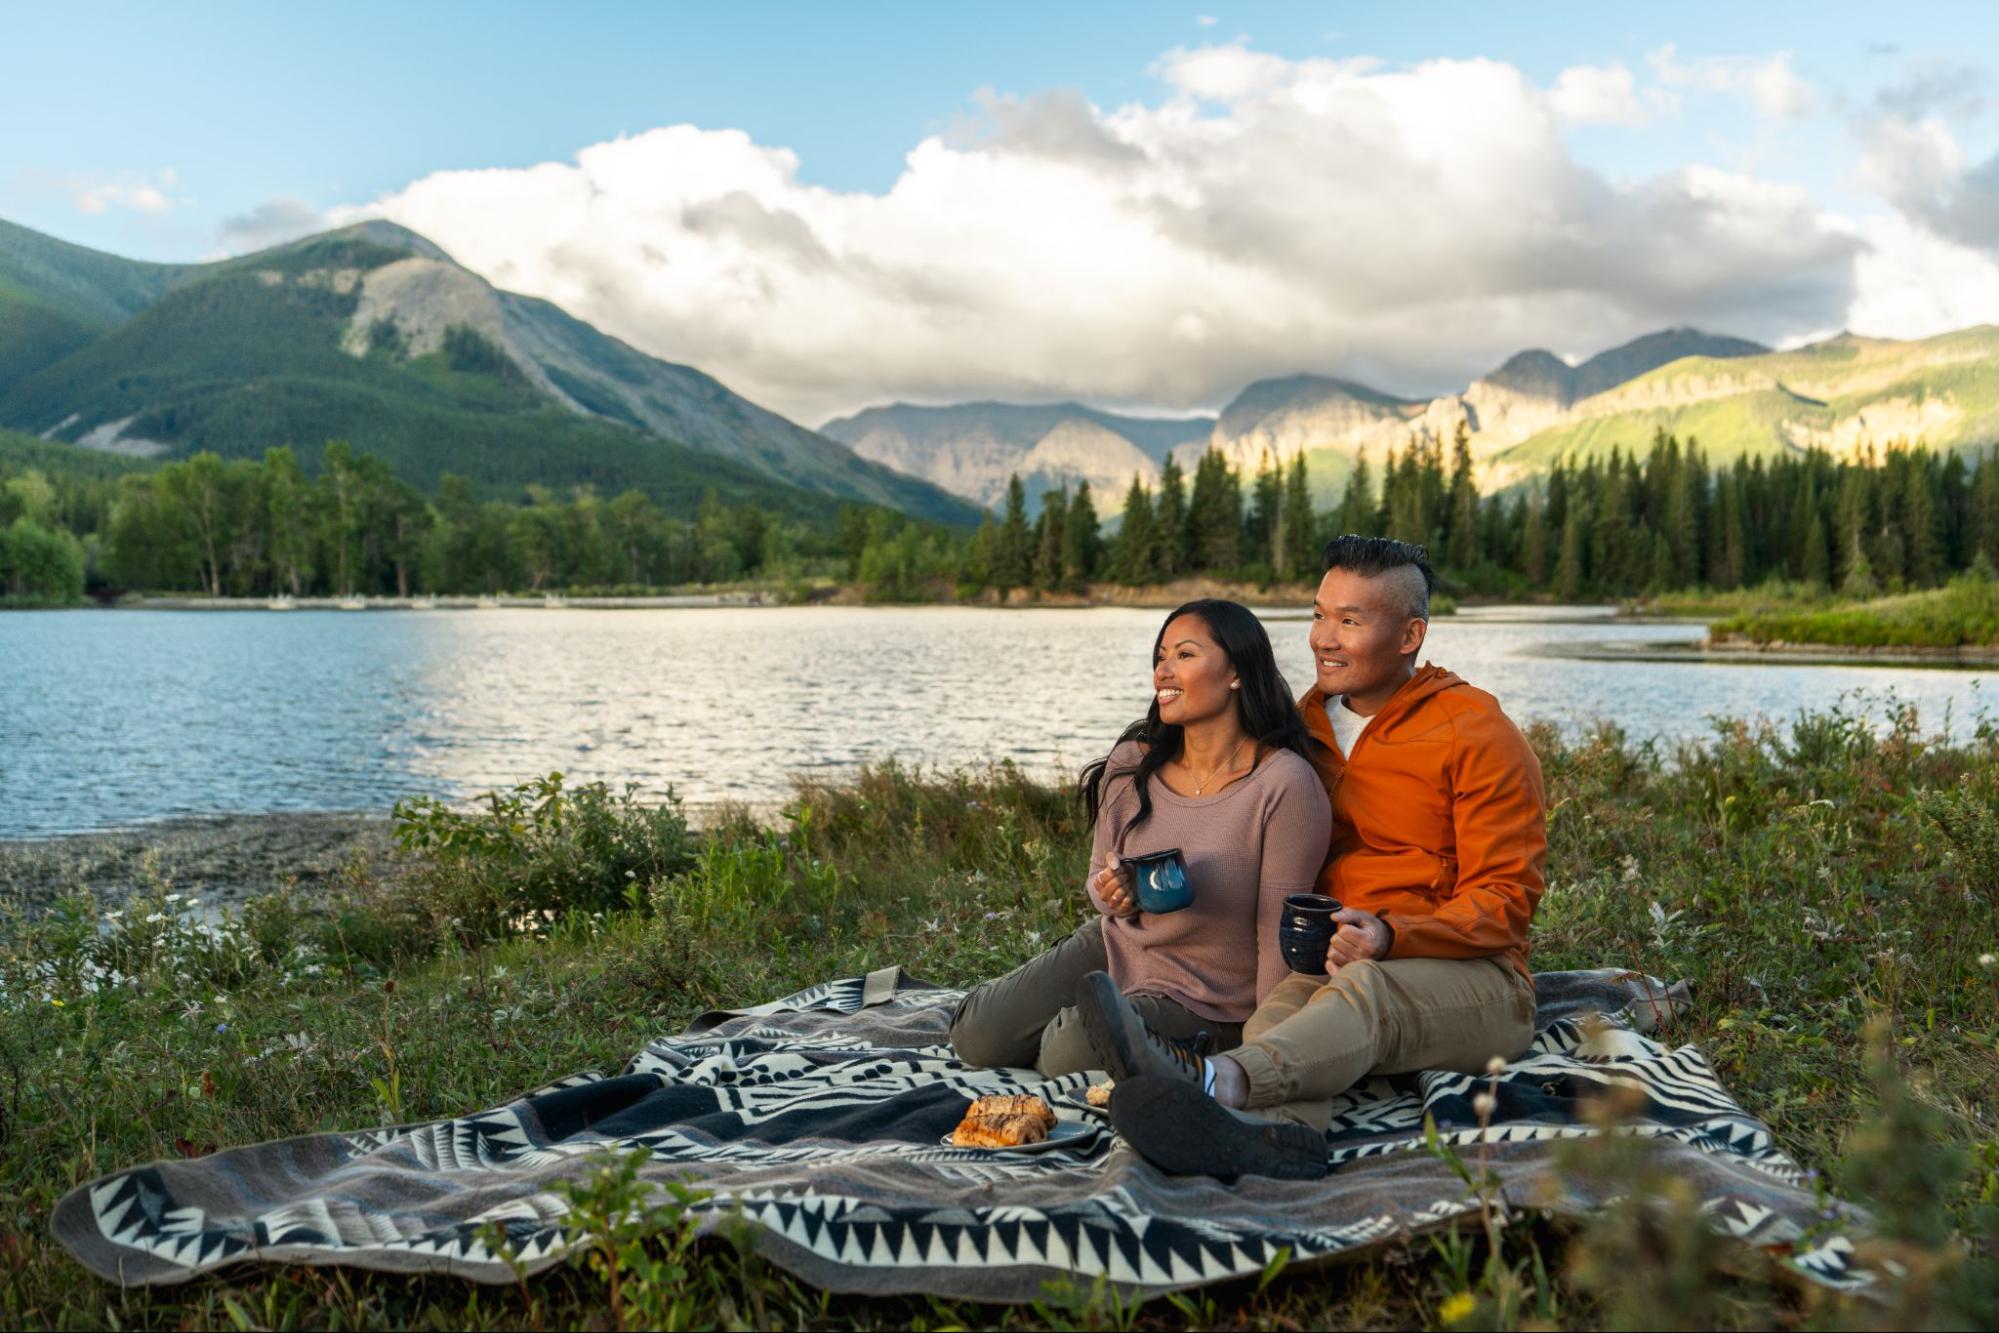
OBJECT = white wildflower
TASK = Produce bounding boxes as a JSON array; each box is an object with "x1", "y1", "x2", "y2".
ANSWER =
[{"x1": 1473, "y1": 1092, "x2": 1497, "y2": 1119}]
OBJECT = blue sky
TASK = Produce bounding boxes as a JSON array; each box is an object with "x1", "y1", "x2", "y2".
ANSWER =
[{"x1": 6, "y1": 3, "x2": 1999, "y2": 419}]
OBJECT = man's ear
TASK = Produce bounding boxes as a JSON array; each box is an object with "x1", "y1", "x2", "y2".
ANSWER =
[{"x1": 1400, "y1": 617, "x2": 1428, "y2": 658}]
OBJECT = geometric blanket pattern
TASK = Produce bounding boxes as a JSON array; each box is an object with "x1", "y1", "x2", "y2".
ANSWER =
[{"x1": 53, "y1": 967, "x2": 1870, "y2": 1301}]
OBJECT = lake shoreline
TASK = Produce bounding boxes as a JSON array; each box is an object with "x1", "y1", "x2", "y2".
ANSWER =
[
  {"x1": 1539, "y1": 635, "x2": 1999, "y2": 669},
  {"x1": 33, "y1": 575, "x2": 1369, "y2": 613},
  {"x1": 0, "y1": 812, "x2": 397, "y2": 918}
]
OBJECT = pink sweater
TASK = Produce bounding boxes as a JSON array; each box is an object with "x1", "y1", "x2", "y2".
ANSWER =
[{"x1": 1084, "y1": 741, "x2": 1333, "y2": 1023}]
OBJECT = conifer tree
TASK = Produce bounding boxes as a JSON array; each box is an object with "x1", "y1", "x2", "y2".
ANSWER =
[
  {"x1": 1281, "y1": 452, "x2": 1315, "y2": 578},
  {"x1": 1061, "y1": 483, "x2": 1100, "y2": 589},
  {"x1": 1337, "y1": 453, "x2": 1375, "y2": 536},
  {"x1": 1156, "y1": 455, "x2": 1190, "y2": 576},
  {"x1": 1803, "y1": 511, "x2": 1830, "y2": 587},
  {"x1": 1522, "y1": 491, "x2": 1548, "y2": 586},
  {"x1": 995, "y1": 474, "x2": 1032, "y2": 589},
  {"x1": 967, "y1": 514, "x2": 999, "y2": 587},
  {"x1": 1387, "y1": 441, "x2": 1427, "y2": 545},
  {"x1": 1555, "y1": 504, "x2": 1586, "y2": 600},
  {"x1": 1187, "y1": 449, "x2": 1241, "y2": 571},
  {"x1": 1444, "y1": 420, "x2": 1479, "y2": 570},
  {"x1": 1900, "y1": 450, "x2": 1942, "y2": 585},
  {"x1": 1717, "y1": 466, "x2": 1748, "y2": 590},
  {"x1": 1247, "y1": 452, "x2": 1282, "y2": 568},
  {"x1": 1840, "y1": 528, "x2": 1878, "y2": 597},
  {"x1": 1033, "y1": 487, "x2": 1067, "y2": 589},
  {"x1": 1111, "y1": 477, "x2": 1155, "y2": 583},
  {"x1": 1969, "y1": 447, "x2": 1999, "y2": 563}
]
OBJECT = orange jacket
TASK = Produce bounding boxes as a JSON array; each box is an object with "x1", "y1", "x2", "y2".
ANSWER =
[{"x1": 1300, "y1": 664, "x2": 1546, "y2": 978}]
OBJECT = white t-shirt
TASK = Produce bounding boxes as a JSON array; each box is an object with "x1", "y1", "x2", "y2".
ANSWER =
[{"x1": 1328, "y1": 695, "x2": 1373, "y2": 758}]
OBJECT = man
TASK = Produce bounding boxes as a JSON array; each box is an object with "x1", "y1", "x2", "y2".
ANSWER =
[{"x1": 1075, "y1": 535, "x2": 1546, "y2": 1179}]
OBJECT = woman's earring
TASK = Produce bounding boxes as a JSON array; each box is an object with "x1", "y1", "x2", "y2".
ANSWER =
[{"x1": 1230, "y1": 680, "x2": 1240, "y2": 690}]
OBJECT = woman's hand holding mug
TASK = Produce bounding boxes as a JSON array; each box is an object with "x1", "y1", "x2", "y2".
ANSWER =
[{"x1": 1094, "y1": 857, "x2": 1138, "y2": 917}]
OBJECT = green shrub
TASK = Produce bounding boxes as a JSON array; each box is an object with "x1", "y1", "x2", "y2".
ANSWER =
[
  {"x1": 0, "y1": 514, "x2": 85, "y2": 603},
  {"x1": 394, "y1": 773, "x2": 696, "y2": 942},
  {"x1": 1712, "y1": 571, "x2": 1999, "y2": 648},
  {"x1": 1915, "y1": 775, "x2": 1999, "y2": 907}
]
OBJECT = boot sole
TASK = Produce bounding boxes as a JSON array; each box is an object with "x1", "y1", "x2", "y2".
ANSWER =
[
  {"x1": 1074, "y1": 971, "x2": 1196, "y2": 1086},
  {"x1": 1109, "y1": 1075, "x2": 1330, "y2": 1180}
]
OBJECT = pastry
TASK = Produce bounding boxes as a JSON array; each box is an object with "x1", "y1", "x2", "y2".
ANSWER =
[
  {"x1": 950, "y1": 1093, "x2": 1055, "y2": 1147},
  {"x1": 1084, "y1": 1082, "x2": 1113, "y2": 1108}
]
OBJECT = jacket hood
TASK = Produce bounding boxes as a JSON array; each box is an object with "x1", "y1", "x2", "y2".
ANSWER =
[{"x1": 1300, "y1": 663, "x2": 1464, "y2": 749}]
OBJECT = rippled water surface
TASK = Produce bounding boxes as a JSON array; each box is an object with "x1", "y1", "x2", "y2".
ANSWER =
[{"x1": 3, "y1": 605, "x2": 1994, "y2": 836}]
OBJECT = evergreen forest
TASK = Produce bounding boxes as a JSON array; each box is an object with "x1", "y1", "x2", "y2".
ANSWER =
[{"x1": 5, "y1": 424, "x2": 1998, "y2": 606}]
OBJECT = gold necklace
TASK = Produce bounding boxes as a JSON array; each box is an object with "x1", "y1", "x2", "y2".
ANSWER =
[{"x1": 1187, "y1": 736, "x2": 1247, "y2": 795}]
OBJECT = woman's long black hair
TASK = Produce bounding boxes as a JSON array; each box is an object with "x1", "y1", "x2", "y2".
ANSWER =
[{"x1": 1077, "y1": 599, "x2": 1313, "y2": 832}]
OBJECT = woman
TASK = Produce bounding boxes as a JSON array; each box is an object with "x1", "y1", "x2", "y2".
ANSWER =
[{"x1": 949, "y1": 599, "x2": 1332, "y2": 1076}]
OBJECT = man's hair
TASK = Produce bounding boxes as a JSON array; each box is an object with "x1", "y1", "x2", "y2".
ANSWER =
[{"x1": 1321, "y1": 535, "x2": 1434, "y2": 621}]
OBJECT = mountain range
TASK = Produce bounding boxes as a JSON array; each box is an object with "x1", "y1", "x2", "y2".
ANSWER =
[
  {"x1": 8, "y1": 213, "x2": 1997, "y2": 523},
  {"x1": 826, "y1": 325, "x2": 1999, "y2": 508},
  {"x1": 818, "y1": 401, "x2": 1214, "y2": 510},
  {"x1": 0, "y1": 218, "x2": 980, "y2": 524}
]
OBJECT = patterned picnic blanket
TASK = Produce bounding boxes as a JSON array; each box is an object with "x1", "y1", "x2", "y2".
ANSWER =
[{"x1": 53, "y1": 968, "x2": 1867, "y2": 1300}]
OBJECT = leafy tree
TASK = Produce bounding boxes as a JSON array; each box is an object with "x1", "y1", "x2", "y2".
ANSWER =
[
  {"x1": 157, "y1": 451, "x2": 232, "y2": 596},
  {"x1": 0, "y1": 516, "x2": 85, "y2": 602},
  {"x1": 606, "y1": 489, "x2": 662, "y2": 585},
  {"x1": 262, "y1": 446, "x2": 313, "y2": 596}
]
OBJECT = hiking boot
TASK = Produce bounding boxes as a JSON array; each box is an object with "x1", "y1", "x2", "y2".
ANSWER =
[
  {"x1": 1074, "y1": 971, "x2": 1206, "y2": 1086},
  {"x1": 1109, "y1": 1074, "x2": 1330, "y2": 1180}
]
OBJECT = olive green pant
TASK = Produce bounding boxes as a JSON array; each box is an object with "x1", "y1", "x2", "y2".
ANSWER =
[
  {"x1": 948, "y1": 917, "x2": 1243, "y2": 1077},
  {"x1": 1233, "y1": 956, "x2": 1536, "y2": 1132}
]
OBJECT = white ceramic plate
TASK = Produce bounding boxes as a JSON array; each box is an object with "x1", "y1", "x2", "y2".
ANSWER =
[{"x1": 939, "y1": 1119, "x2": 1099, "y2": 1152}]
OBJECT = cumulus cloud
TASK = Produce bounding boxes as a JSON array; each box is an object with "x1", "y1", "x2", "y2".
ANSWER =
[
  {"x1": 1647, "y1": 43, "x2": 1817, "y2": 119},
  {"x1": 216, "y1": 196, "x2": 327, "y2": 253},
  {"x1": 1854, "y1": 85, "x2": 1999, "y2": 256},
  {"x1": 1874, "y1": 60, "x2": 1989, "y2": 121},
  {"x1": 1549, "y1": 63, "x2": 1650, "y2": 126},
  {"x1": 332, "y1": 43, "x2": 1862, "y2": 422},
  {"x1": 71, "y1": 168, "x2": 181, "y2": 215},
  {"x1": 1848, "y1": 212, "x2": 1999, "y2": 337}
]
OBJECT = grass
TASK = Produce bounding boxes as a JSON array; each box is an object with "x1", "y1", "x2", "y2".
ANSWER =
[
  {"x1": 2, "y1": 709, "x2": 1997, "y2": 1329},
  {"x1": 1624, "y1": 579, "x2": 1844, "y2": 620},
  {"x1": 1711, "y1": 572, "x2": 1999, "y2": 648}
]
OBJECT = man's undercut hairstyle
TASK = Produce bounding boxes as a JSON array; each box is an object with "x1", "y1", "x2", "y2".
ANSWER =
[{"x1": 1321, "y1": 535, "x2": 1434, "y2": 622}]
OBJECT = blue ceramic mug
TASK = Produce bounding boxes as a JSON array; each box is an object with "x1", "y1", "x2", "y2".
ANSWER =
[
  {"x1": 1119, "y1": 847, "x2": 1194, "y2": 913},
  {"x1": 1278, "y1": 892, "x2": 1343, "y2": 973}
]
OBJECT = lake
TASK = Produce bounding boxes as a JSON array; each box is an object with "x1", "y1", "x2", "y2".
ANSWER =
[{"x1": 2, "y1": 604, "x2": 1993, "y2": 838}]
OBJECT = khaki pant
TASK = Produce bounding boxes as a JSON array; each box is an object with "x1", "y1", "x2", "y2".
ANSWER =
[
  {"x1": 948, "y1": 918, "x2": 1243, "y2": 1077},
  {"x1": 1233, "y1": 956, "x2": 1535, "y2": 1131}
]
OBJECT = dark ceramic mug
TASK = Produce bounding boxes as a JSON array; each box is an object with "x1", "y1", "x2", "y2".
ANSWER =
[
  {"x1": 1119, "y1": 847, "x2": 1194, "y2": 914},
  {"x1": 1278, "y1": 892, "x2": 1343, "y2": 973}
]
